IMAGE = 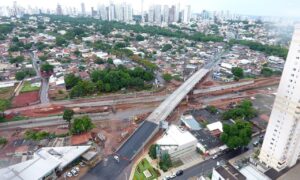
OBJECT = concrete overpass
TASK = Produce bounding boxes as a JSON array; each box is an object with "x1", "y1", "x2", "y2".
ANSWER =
[
  {"x1": 147, "y1": 68, "x2": 209, "y2": 123},
  {"x1": 83, "y1": 67, "x2": 210, "y2": 180},
  {"x1": 83, "y1": 51, "x2": 226, "y2": 180}
]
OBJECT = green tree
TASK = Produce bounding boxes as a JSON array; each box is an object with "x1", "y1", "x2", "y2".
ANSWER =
[
  {"x1": 231, "y1": 67, "x2": 244, "y2": 79},
  {"x1": 222, "y1": 100, "x2": 257, "y2": 121},
  {"x1": 15, "y1": 71, "x2": 26, "y2": 80},
  {"x1": 64, "y1": 74, "x2": 82, "y2": 89},
  {"x1": 148, "y1": 144, "x2": 157, "y2": 159},
  {"x1": 206, "y1": 106, "x2": 218, "y2": 114},
  {"x1": 55, "y1": 36, "x2": 67, "y2": 46},
  {"x1": 41, "y1": 63, "x2": 54, "y2": 73},
  {"x1": 9, "y1": 56, "x2": 25, "y2": 64},
  {"x1": 159, "y1": 153, "x2": 172, "y2": 172},
  {"x1": 107, "y1": 58, "x2": 113, "y2": 64},
  {"x1": 161, "y1": 44, "x2": 173, "y2": 52},
  {"x1": 38, "y1": 55, "x2": 48, "y2": 61},
  {"x1": 74, "y1": 49, "x2": 81, "y2": 57},
  {"x1": 12, "y1": 37, "x2": 19, "y2": 43},
  {"x1": 0, "y1": 137, "x2": 7, "y2": 145},
  {"x1": 0, "y1": 99, "x2": 10, "y2": 120},
  {"x1": 63, "y1": 109, "x2": 74, "y2": 130},
  {"x1": 163, "y1": 73, "x2": 172, "y2": 82},
  {"x1": 71, "y1": 115, "x2": 95, "y2": 134},
  {"x1": 136, "y1": 34, "x2": 145, "y2": 41},
  {"x1": 220, "y1": 120, "x2": 252, "y2": 149},
  {"x1": 261, "y1": 67, "x2": 273, "y2": 77}
]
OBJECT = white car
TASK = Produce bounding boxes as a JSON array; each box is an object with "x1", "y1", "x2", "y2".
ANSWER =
[
  {"x1": 71, "y1": 169, "x2": 78, "y2": 176},
  {"x1": 73, "y1": 166, "x2": 80, "y2": 172},
  {"x1": 79, "y1": 162, "x2": 86, "y2": 167},
  {"x1": 114, "y1": 155, "x2": 120, "y2": 162},
  {"x1": 66, "y1": 172, "x2": 72, "y2": 177},
  {"x1": 212, "y1": 154, "x2": 218, "y2": 159}
]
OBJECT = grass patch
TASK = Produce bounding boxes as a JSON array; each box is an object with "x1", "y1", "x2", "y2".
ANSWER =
[
  {"x1": 0, "y1": 116, "x2": 28, "y2": 123},
  {"x1": 133, "y1": 158, "x2": 160, "y2": 180},
  {"x1": 0, "y1": 86, "x2": 15, "y2": 100},
  {"x1": 21, "y1": 82, "x2": 40, "y2": 93}
]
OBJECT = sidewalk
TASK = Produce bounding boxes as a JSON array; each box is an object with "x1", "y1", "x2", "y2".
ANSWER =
[
  {"x1": 129, "y1": 152, "x2": 205, "y2": 180},
  {"x1": 159, "y1": 153, "x2": 204, "y2": 179}
]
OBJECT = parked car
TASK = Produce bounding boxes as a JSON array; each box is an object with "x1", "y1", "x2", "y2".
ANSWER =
[
  {"x1": 66, "y1": 172, "x2": 72, "y2": 177},
  {"x1": 71, "y1": 169, "x2": 78, "y2": 176},
  {"x1": 253, "y1": 141, "x2": 259, "y2": 147},
  {"x1": 176, "y1": 170, "x2": 183, "y2": 176},
  {"x1": 73, "y1": 166, "x2": 79, "y2": 172},
  {"x1": 79, "y1": 162, "x2": 86, "y2": 167},
  {"x1": 169, "y1": 173, "x2": 176, "y2": 179},
  {"x1": 212, "y1": 154, "x2": 218, "y2": 159}
]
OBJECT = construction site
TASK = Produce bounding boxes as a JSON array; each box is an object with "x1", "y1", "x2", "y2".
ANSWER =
[{"x1": 0, "y1": 70, "x2": 280, "y2": 179}]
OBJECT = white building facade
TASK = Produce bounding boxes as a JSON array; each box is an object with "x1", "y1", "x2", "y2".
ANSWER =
[
  {"x1": 157, "y1": 125, "x2": 197, "y2": 160},
  {"x1": 259, "y1": 25, "x2": 300, "y2": 171}
]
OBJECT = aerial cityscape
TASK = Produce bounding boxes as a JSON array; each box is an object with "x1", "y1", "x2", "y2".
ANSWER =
[{"x1": 0, "y1": 0, "x2": 299, "y2": 180}]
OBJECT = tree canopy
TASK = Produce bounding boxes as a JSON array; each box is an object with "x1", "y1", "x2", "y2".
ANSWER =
[
  {"x1": 71, "y1": 115, "x2": 95, "y2": 134},
  {"x1": 41, "y1": 63, "x2": 54, "y2": 73},
  {"x1": 231, "y1": 67, "x2": 244, "y2": 79},
  {"x1": 162, "y1": 73, "x2": 172, "y2": 82},
  {"x1": 222, "y1": 100, "x2": 257, "y2": 121},
  {"x1": 220, "y1": 120, "x2": 252, "y2": 149}
]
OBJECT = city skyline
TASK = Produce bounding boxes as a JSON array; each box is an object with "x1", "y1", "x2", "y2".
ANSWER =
[{"x1": 0, "y1": 0, "x2": 299, "y2": 18}]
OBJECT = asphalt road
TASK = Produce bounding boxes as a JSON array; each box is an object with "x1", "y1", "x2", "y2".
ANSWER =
[
  {"x1": 81, "y1": 50, "x2": 227, "y2": 180},
  {"x1": 173, "y1": 149, "x2": 247, "y2": 180},
  {"x1": 0, "y1": 107, "x2": 155, "y2": 130},
  {"x1": 82, "y1": 121, "x2": 158, "y2": 180},
  {"x1": 31, "y1": 52, "x2": 50, "y2": 104}
]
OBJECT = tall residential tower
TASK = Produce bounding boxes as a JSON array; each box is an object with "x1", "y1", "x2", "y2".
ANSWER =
[{"x1": 259, "y1": 25, "x2": 300, "y2": 171}]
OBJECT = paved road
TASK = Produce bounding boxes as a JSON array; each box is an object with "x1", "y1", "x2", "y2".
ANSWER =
[
  {"x1": 173, "y1": 149, "x2": 247, "y2": 179},
  {"x1": 0, "y1": 107, "x2": 155, "y2": 130},
  {"x1": 82, "y1": 50, "x2": 227, "y2": 180},
  {"x1": 31, "y1": 52, "x2": 49, "y2": 104},
  {"x1": 193, "y1": 80, "x2": 254, "y2": 94},
  {"x1": 82, "y1": 121, "x2": 158, "y2": 180}
]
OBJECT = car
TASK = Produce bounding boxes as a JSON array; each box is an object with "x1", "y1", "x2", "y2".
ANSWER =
[
  {"x1": 176, "y1": 170, "x2": 183, "y2": 176},
  {"x1": 163, "y1": 176, "x2": 171, "y2": 180},
  {"x1": 66, "y1": 172, "x2": 72, "y2": 177},
  {"x1": 170, "y1": 173, "x2": 177, "y2": 179},
  {"x1": 79, "y1": 162, "x2": 86, "y2": 167},
  {"x1": 212, "y1": 154, "x2": 218, "y2": 159},
  {"x1": 114, "y1": 155, "x2": 120, "y2": 162},
  {"x1": 71, "y1": 169, "x2": 78, "y2": 176},
  {"x1": 253, "y1": 141, "x2": 259, "y2": 147},
  {"x1": 73, "y1": 166, "x2": 79, "y2": 172}
]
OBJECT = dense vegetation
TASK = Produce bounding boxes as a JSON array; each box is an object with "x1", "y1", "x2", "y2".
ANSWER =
[
  {"x1": 229, "y1": 39, "x2": 288, "y2": 59},
  {"x1": 15, "y1": 69, "x2": 36, "y2": 80},
  {"x1": 65, "y1": 66, "x2": 154, "y2": 98},
  {"x1": 159, "y1": 153, "x2": 172, "y2": 172},
  {"x1": 71, "y1": 115, "x2": 95, "y2": 134},
  {"x1": 231, "y1": 67, "x2": 244, "y2": 79},
  {"x1": 43, "y1": 15, "x2": 224, "y2": 43},
  {"x1": 220, "y1": 120, "x2": 252, "y2": 149},
  {"x1": 222, "y1": 100, "x2": 257, "y2": 121},
  {"x1": 261, "y1": 67, "x2": 281, "y2": 77},
  {"x1": 148, "y1": 144, "x2": 158, "y2": 159},
  {"x1": 0, "y1": 23, "x2": 14, "y2": 35}
]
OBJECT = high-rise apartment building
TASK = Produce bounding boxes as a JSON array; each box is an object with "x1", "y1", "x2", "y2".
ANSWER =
[
  {"x1": 163, "y1": 5, "x2": 169, "y2": 23},
  {"x1": 81, "y1": 2, "x2": 85, "y2": 16},
  {"x1": 56, "y1": 4, "x2": 63, "y2": 15},
  {"x1": 259, "y1": 25, "x2": 300, "y2": 172},
  {"x1": 183, "y1": 5, "x2": 191, "y2": 23},
  {"x1": 154, "y1": 5, "x2": 162, "y2": 24}
]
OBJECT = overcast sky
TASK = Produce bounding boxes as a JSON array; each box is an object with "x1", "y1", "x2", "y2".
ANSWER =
[{"x1": 1, "y1": 0, "x2": 300, "y2": 18}]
